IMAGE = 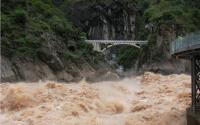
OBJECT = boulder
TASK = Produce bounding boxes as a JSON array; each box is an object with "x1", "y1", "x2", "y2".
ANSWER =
[
  {"x1": 56, "y1": 70, "x2": 73, "y2": 82},
  {"x1": 86, "y1": 70, "x2": 120, "y2": 83}
]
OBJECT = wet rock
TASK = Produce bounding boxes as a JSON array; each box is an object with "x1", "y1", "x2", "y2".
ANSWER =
[
  {"x1": 140, "y1": 60, "x2": 190, "y2": 75},
  {"x1": 86, "y1": 71, "x2": 120, "y2": 82},
  {"x1": 56, "y1": 70, "x2": 73, "y2": 82},
  {"x1": 38, "y1": 48, "x2": 64, "y2": 71},
  {"x1": 38, "y1": 33, "x2": 66, "y2": 71},
  {"x1": 1, "y1": 56, "x2": 17, "y2": 82},
  {"x1": 12, "y1": 57, "x2": 56, "y2": 82},
  {"x1": 75, "y1": 59, "x2": 95, "y2": 78}
]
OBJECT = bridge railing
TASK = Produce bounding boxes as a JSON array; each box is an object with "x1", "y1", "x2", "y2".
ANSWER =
[
  {"x1": 170, "y1": 32, "x2": 200, "y2": 54},
  {"x1": 85, "y1": 40, "x2": 148, "y2": 44}
]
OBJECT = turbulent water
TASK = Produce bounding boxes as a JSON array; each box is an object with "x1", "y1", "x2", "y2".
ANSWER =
[{"x1": 0, "y1": 72, "x2": 191, "y2": 125}]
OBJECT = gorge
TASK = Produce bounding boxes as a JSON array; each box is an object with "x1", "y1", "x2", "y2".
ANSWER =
[
  {"x1": 2, "y1": 0, "x2": 199, "y2": 82},
  {"x1": 1, "y1": 0, "x2": 200, "y2": 125}
]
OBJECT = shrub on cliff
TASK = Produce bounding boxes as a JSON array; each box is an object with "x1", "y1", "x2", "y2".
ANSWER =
[{"x1": 1, "y1": 0, "x2": 89, "y2": 60}]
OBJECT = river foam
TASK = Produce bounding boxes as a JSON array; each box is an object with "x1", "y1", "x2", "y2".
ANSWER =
[{"x1": 0, "y1": 72, "x2": 191, "y2": 125}]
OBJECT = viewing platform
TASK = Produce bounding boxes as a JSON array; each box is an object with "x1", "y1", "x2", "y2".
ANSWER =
[
  {"x1": 170, "y1": 32, "x2": 200, "y2": 125},
  {"x1": 170, "y1": 32, "x2": 200, "y2": 58}
]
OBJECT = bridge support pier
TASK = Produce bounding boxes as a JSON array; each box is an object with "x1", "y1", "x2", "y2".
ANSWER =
[
  {"x1": 187, "y1": 56, "x2": 200, "y2": 125},
  {"x1": 92, "y1": 42, "x2": 101, "y2": 52},
  {"x1": 191, "y1": 56, "x2": 200, "y2": 112},
  {"x1": 187, "y1": 108, "x2": 200, "y2": 125}
]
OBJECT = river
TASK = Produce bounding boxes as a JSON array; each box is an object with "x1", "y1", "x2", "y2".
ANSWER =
[{"x1": 0, "y1": 72, "x2": 191, "y2": 125}]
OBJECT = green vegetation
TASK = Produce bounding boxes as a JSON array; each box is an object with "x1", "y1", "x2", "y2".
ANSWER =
[
  {"x1": 139, "y1": 0, "x2": 200, "y2": 63},
  {"x1": 109, "y1": 0, "x2": 200, "y2": 68},
  {"x1": 144, "y1": 0, "x2": 200, "y2": 32},
  {"x1": 115, "y1": 46, "x2": 140, "y2": 69},
  {"x1": 1, "y1": 0, "x2": 94, "y2": 60}
]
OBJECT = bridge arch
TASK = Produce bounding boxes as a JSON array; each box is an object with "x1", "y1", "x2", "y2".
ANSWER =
[{"x1": 101, "y1": 43, "x2": 140, "y2": 52}]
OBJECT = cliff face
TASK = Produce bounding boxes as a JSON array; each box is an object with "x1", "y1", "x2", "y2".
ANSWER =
[
  {"x1": 70, "y1": 0, "x2": 192, "y2": 73},
  {"x1": 1, "y1": 32, "x2": 115, "y2": 82},
  {"x1": 1, "y1": 0, "x2": 121, "y2": 83},
  {"x1": 71, "y1": 1, "x2": 137, "y2": 40}
]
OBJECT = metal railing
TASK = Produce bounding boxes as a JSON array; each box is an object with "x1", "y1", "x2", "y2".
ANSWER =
[
  {"x1": 170, "y1": 32, "x2": 200, "y2": 54},
  {"x1": 85, "y1": 40, "x2": 148, "y2": 45}
]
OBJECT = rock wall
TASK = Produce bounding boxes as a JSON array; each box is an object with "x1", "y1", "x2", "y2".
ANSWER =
[
  {"x1": 1, "y1": 55, "x2": 120, "y2": 83},
  {"x1": 1, "y1": 32, "x2": 118, "y2": 83},
  {"x1": 71, "y1": 0, "x2": 137, "y2": 40}
]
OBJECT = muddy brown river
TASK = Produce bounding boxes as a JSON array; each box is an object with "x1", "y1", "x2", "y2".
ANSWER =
[{"x1": 0, "y1": 72, "x2": 191, "y2": 125}]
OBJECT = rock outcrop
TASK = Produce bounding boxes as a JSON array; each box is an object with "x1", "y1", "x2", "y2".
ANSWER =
[
  {"x1": 1, "y1": 55, "x2": 117, "y2": 82},
  {"x1": 71, "y1": 0, "x2": 137, "y2": 40},
  {"x1": 1, "y1": 56, "x2": 17, "y2": 82},
  {"x1": 1, "y1": 32, "x2": 117, "y2": 83}
]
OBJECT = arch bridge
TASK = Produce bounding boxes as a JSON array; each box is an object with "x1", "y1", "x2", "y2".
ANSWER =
[{"x1": 85, "y1": 40, "x2": 148, "y2": 52}]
